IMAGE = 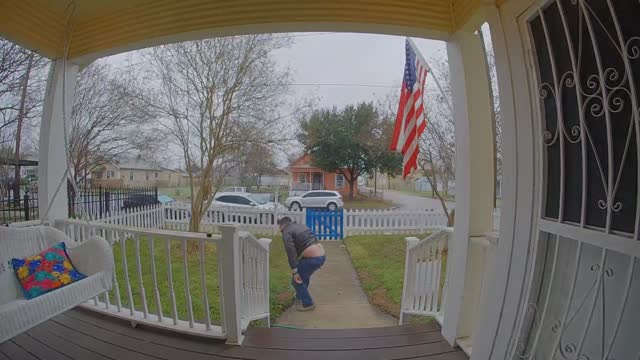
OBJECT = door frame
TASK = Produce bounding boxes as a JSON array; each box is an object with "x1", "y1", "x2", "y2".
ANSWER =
[{"x1": 471, "y1": 0, "x2": 541, "y2": 359}]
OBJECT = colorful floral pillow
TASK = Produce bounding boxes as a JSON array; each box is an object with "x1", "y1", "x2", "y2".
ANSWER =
[{"x1": 11, "y1": 242, "x2": 87, "y2": 300}]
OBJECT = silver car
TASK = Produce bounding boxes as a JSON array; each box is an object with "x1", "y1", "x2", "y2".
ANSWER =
[{"x1": 285, "y1": 190, "x2": 344, "y2": 211}]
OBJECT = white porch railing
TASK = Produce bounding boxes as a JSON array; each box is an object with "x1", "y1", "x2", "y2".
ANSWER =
[
  {"x1": 238, "y1": 231, "x2": 271, "y2": 329},
  {"x1": 399, "y1": 228, "x2": 453, "y2": 325},
  {"x1": 54, "y1": 218, "x2": 268, "y2": 345}
]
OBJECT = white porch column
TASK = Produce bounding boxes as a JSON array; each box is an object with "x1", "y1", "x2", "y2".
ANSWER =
[
  {"x1": 38, "y1": 59, "x2": 79, "y2": 221},
  {"x1": 219, "y1": 225, "x2": 244, "y2": 345},
  {"x1": 443, "y1": 27, "x2": 495, "y2": 345}
]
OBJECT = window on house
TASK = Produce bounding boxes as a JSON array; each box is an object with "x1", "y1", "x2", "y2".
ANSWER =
[
  {"x1": 155, "y1": 172, "x2": 158, "y2": 178},
  {"x1": 299, "y1": 174, "x2": 307, "y2": 183},
  {"x1": 336, "y1": 174, "x2": 345, "y2": 188},
  {"x1": 129, "y1": 172, "x2": 134, "y2": 181},
  {"x1": 146, "y1": 172, "x2": 149, "y2": 180},
  {"x1": 107, "y1": 170, "x2": 115, "y2": 178}
]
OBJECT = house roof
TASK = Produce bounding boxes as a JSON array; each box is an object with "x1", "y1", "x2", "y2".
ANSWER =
[
  {"x1": 116, "y1": 158, "x2": 162, "y2": 171},
  {"x1": 0, "y1": 0, "x2": 504, "y2": 61},
  {"x1": 264, "y1": 168, "x2": 290, "y2": 176},
  {"x1": 289, "y1": 154, "x2": 315, "y2": 168}
]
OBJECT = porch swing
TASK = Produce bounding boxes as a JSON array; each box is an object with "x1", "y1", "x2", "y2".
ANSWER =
[
  {"x1": 0, "y1": 0, "x2": 114, "y2": 344},
  {"x1": 0, "y1": 226, "x2": 114, "y2": 343}
]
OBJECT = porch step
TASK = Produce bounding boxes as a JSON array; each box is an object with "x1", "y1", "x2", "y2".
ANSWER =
[
  {"x1": 456, "y1": 336, "x2": 473, "y2": 356},
  {"x1": 245, "y1": 322, "x2": 440, "y2": 339},
  {"x1": 230, "y1": 323, "x2": 468, "y2": 360}
]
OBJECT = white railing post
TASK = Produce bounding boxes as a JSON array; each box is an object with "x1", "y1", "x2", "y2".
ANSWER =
[
  {"x1": 219, "y1": 225, "x2": 244, "y2": 345},
  {"x1": 400, "y1": 236, "x2": 419, "y2": 325}
]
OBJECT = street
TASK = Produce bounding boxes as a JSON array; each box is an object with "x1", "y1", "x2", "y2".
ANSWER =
[{"x1": 362, "y1": 187, "x2": 454, "y2": 210}]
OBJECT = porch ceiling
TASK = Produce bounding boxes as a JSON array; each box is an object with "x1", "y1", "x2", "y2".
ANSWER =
[{"x1": 0, "y1": 0, "x2": 504, "y2": 62}]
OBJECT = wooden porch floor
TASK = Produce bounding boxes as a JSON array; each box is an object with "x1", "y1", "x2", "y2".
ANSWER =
[{"x1": 0, "y1": 308, "x2": 468, "y2": 360}]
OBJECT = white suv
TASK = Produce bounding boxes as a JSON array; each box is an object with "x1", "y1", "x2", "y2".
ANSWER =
[
  {"x1": 285, "y1": 190, "x2": 344, "y2": 211},
  {"x1": 213, "y1": 192, "x2": 283, "y2": 210}
]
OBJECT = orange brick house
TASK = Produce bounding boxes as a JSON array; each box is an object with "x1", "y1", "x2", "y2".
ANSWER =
[{"x1": 288, "y1": 154, "x2": 357, "y2": 197}]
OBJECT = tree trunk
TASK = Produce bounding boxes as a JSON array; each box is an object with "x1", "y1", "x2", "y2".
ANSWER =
[
  {"x1": 13, "y1": 52, "x2": 35, "y2": 206},
  {"x1": 373, "y1": 168, "x2": 377, "y2": 196},
  {"x1": 425, "y1": 171, "x2": 452, "y2": 226},
  {"x1": 348, "y1": 179, "x2": 355, "y2": 200}
]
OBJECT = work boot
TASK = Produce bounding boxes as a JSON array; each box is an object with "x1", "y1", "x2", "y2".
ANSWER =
[{"x1": 296, "y1": 304, "x2": 316, "y2": 311}]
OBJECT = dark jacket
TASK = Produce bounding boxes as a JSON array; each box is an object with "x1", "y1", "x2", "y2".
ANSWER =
[{"x1": 281, "y1": 222, "x2": 318, "y2": 269}]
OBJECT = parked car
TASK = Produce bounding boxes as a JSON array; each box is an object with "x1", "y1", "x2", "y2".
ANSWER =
[
  {"x1": 122, "y1": 194, "x2": 159, "y2": 209},
  {"x1": 213, "y1": 192, "x2": 283, "y2": 210},
  {"x1": 212, "y1": 192, "x2": 284, "y2": 224},
  {"x1": 220, "y1": 186, "x2": 247, "y2": 193},
  {"x1": 285, "y1": 190, "x2": 343, "y2": 211}
]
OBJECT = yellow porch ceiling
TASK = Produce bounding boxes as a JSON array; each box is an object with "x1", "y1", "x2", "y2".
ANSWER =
[{"x1": 0, "y1": 0, "x2": 501, "y2": 60}]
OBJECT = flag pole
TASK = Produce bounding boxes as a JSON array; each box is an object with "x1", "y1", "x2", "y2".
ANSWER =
[{"x1": 407, "y1": 38, "x2": 454, "y2": 116}]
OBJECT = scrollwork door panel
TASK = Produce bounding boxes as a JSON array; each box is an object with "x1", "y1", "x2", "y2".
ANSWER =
[{"x1": 511, "y1": 0, "x2": 640, "y2": 358}]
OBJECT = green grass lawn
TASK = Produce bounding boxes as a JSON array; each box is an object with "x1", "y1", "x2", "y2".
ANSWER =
[
  {"x1": 345, "y1": 233, "x2": 445, "y2": 319},
  {"x1": 112, "y1": 234, "x2": 293, "y2": 325},
  {"x1": 158, "y1": 186, "x2": 196, "y2": 201}
]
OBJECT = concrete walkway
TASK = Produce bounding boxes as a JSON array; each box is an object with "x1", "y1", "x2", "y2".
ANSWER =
[{"x1": 275, "y1": 241, "x2": 397, "y2": 329}]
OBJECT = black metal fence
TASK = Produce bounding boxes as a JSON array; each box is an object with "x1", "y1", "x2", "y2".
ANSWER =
[
  {"x1": 0, "y1": 190, "x2": 38, "y2": 225},
  {"x1": 1, "y1": 185, "x2": 159, "y2": 225},
  {"x1": 67, "y1": 184, "x2": 158, "y2": 219}
]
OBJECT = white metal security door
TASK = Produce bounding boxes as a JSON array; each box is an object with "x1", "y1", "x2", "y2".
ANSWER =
[{"x1": 509, "y1": 1, "x2": 640, "y2": 359}]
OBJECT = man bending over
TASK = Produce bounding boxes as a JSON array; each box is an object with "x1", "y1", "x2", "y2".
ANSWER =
[{"x1": 278, "y1": 216, "x2": 326, "y2": 311}]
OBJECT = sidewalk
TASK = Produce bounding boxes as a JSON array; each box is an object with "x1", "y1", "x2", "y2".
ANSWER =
[{"x1": 275, "y1": 241, "x2": 397, "y2": 329}]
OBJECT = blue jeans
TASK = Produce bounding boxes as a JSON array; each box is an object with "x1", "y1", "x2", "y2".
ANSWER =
[{"x1": 292, "y1": 256, "x2": 326, "y2": 307}]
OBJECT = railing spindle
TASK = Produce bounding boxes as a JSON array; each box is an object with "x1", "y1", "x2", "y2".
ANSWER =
[
  {"x1": 148, "y1": 237, "x2": 163, "y2": 322},
  {"x1": 165, "y1": 238, "x2": 179, "y2": 325},
  {"x1": 199, "y1": 239, "x2": 212, "y2": 330},
  {"x1": 182, "y1": 240, "x2": 195, "y2": 328},
  {"x1": 134, "y1": 234, "x2": 149, "y2": 318},
  {"x1": 120, "y1": 231, "x2": 136, "y2": 315}
]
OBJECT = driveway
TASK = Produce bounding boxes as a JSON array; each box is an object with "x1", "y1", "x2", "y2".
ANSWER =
[{"x1": 362, "y1": 187, "x2": 454, "y2": 210}]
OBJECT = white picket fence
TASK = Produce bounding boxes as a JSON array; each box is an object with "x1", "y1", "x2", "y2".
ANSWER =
[
  {"x1": 163, "y1": 204, "x2": 305, "y2": 235},
  {"x1": 344, "y1": 208, "x2": 448, "y2": 235},
  {"x1": 163, "y1": 203, "x2": 448, "y2": 236},
  {"x1": 98, "y1": 205, "x2": 165, "y2": 229},
  {"x1": 97, "y1": 203, "x2": 449, "y2": 236},
  {"x1": 400, "y1": 228, "x2": 453, "y2": 325}
]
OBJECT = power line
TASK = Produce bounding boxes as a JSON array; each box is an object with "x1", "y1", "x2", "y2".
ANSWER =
[{"x1": 289, "y1": 83, "x2": 399, "y2": 88}]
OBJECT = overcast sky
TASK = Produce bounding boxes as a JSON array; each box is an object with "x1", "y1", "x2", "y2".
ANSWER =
[
  {"x1": 106, "y1": 32, "x2": 447, "y2": 110},
  {"x1": 102, "y1": 33, "x2": 448, "y2": 167}
]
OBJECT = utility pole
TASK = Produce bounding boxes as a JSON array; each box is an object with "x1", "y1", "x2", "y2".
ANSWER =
[{"x1": 13, "y1": 51, "x2": 35, "y2": 205}]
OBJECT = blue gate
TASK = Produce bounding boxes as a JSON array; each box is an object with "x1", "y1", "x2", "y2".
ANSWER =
[{"x1": 305, "y1": 208, "x2": 344, "y2": 240}]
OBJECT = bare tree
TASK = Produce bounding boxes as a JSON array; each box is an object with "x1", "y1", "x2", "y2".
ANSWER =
[
  {"x1": 69, "y1": 62, "x2": 154, "y2": 185},
  {"x1": 416, "y1": 55, "x2": 456, "y2": 226},
  {"x1": 0, "y1": 39, "x2": 48, "y2": 196},
  {"x1": 147, "y1": 36, "x2": 291, "y2": 232},
  {"x1": 242, "y1": 143, "x2": 277, "y2": 189}
]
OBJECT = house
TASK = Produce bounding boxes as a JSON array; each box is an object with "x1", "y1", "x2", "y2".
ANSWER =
[
  {"x1": 91, "y1": 158, "x2": 184, "y2": 187},
  {"x1": 6, "y1": 0, "x2": 638, "y2": 357},
  {"x1": 258, "y1": 168, "x2": 290, "y2": 187},
  {"x1": 288, "y1": 154, "x2": 356, "y2": 197}
]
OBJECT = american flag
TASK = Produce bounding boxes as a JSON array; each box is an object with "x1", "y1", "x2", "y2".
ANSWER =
[{"x1": 390, "y1": 39, "x2": 428, "y2": 178}]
